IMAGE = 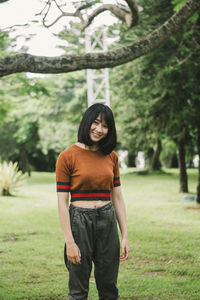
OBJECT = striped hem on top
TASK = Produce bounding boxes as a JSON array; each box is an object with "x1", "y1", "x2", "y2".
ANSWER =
[
  {"x1": 114, "y1": 177, "x2": 120, "y2": 187},
  {"x1": 71, "y1": 190, "x2": 111, "y2": 201},
  {"x1": 57, "y1": 182, "x2": 70, "y2": 192}
]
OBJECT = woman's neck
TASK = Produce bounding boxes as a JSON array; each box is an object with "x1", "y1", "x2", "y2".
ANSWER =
[{"x1": 76, "y1": 142, "x2": 99, "y2": 151}]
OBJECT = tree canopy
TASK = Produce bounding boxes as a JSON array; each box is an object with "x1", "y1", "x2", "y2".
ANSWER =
[{"x1": 0, "y1": 0, "x2": 199, "y2": 77}]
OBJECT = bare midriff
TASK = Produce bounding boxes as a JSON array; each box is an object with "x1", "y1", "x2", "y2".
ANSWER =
[{"x1": 71, "y1": 200, "x2": 111, "y2": 209}]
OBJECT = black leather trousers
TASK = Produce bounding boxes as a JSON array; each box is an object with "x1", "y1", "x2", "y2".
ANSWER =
[{"x1": 64, "y1": 202, "x2": 120, "y2": 300}]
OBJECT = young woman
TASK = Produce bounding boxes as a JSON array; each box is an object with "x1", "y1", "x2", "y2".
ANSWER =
[{"x1": 56, "y1": 103, "x2": 129, "y2": 300}]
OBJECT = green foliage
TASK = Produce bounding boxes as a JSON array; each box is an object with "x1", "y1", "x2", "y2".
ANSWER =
[
  {"x1": 171, "y1": 0, "x2": 199, "y2": 21},
  {"x1": 0, "y1": 70, "x2": 88, "y2": 171},
  {"x1": 34, "y1": 72, "x2": 87, "y2": 156},
  {"x1": 189, "y1": 11, "x2": 199, "y2": 22},
  {"x1": 110, "y1": 0, "x2": 174, "y2": 155},
  {"x1": 0, "y1": 27, "x2": 87, "y2": 172},
  {"x1": 110, "y1": 0, "x2": 200, "y2": 173},
  {"x1": 172, "y1": 0, "x2": 187, "y2": 11},
  {"x1": 56, "y1": 22, "x2": 86, "y2": 54},
  {"x1": 0, "y1": 97, "x2": 10, "y2": 127},
  {"x1": 0, "y1": 161, "x2": 27, "y2": 196},
  {"x1": 0, "y1": 30, "x2": 9, "y2": 58},
  {"x1": 0, "y1": 31, "x2": 15, "y2": 125},
  {"x1": 0, "y1": 24, "x2": 89, "y2": 171}
]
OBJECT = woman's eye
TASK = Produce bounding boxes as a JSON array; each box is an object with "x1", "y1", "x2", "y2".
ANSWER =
[{"x1": 93, "y1": 120, "x2": 108, "y2": 128}]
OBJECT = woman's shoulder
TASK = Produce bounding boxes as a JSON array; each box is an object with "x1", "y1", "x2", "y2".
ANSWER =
[
  {"x1": 61, "y1": 144, "x2": 76, "y2": 154},
  {"x1": 58, "y1": 144, "x2": 77, "y2": 160},
  {"x1": 109, "y1": 150, "x2": 119, "y2": 161}
]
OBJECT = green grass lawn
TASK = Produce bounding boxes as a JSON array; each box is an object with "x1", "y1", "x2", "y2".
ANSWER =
[{"x1": 0, "y1": 169, "x2": 200, "y2": 299}]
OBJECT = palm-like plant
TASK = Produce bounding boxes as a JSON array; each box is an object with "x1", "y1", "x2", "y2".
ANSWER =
[{"x1": 0, "y1": 161, "x2": 27, "y2": 196}]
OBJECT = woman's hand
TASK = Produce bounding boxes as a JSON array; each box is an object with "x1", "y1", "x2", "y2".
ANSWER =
[
  {"x1": 120, "y1": 237, "x2": 130, "y2": 262},
  {"x1": 66, "y1": 241, "x2": 81, "y2": 264}
]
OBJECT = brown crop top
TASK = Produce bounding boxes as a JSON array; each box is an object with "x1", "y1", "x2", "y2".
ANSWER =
[{"x1": 56, "y1": 144, "x2": 121, "y2": 202}]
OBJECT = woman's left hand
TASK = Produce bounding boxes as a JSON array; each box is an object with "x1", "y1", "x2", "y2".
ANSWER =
[{"x1": 120, "y1": 238, "x2": 130, "y2": 261}]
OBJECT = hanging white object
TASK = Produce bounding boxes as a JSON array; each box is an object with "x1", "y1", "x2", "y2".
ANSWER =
[{"x1": 85, "y1": 26, "x2": 110, "y2": 107}]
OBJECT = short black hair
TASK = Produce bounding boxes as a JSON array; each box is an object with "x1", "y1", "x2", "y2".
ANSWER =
[{"x1": 78, "y1": 103, "x2": 117, "y2": 155}]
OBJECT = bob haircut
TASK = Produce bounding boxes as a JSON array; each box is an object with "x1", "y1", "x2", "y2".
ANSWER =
[{"x1": 78, "y1": 103, "x2": 117, "y2": 155}]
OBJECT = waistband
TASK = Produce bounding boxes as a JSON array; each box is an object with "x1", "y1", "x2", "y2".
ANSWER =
[{"x1": 69, "y1": 201, "x2": 113, "y2": 214}]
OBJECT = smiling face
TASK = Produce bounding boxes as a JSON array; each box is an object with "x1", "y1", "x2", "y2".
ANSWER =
[{"x1": 89, "y1": 114, "x2": 109, "y2": 143}]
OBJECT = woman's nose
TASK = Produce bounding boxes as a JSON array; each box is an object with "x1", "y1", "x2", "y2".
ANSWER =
[{"x1": 96, "y1": 123, "x2": 102, "y2": 132}]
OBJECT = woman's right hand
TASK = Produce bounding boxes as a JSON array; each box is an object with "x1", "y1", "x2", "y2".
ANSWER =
[{"x1": 66, "y1": 241, "x2": 81, "y2": 264}]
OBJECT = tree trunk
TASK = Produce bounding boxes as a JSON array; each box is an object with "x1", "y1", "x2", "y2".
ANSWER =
[
  {"x1": 151, "y1": 139, "x2": 162, "y2": 170},
  {"x1": 19, "y1": 147, "x2": 31, "y2": 176},
  {"x1": 170, "y1": 154, "x2": 178, "y2": 168},
  {"x1": 2, "y1": 188, "x2": 10, "y2": 196},
  {"x1": 196, "y1": 124, "x2": 200, "y2": 203},
  {"x1": 178, "y1": 139, "x2": 188, "y2": 193},
  {"x1": 128, "y1": 151, "x2": 136, "y2": 167}
]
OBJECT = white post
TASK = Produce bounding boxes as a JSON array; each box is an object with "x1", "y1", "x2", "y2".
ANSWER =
[{"x1": 85, "y1": 26, "x2": 110, "y2": 107}]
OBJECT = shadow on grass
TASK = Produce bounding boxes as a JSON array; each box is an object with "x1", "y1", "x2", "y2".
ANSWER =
[
  {"x1": 128, "y1": 168, "x2": 172, "y2": 176},
  {"x1": 0, "y1": 232, "x2": 38, "y2": 242}
]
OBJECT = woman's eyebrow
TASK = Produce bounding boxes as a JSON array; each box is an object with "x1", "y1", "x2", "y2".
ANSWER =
[{"x1": 95, "y1": 117, "x2": 107, "y2": 124}]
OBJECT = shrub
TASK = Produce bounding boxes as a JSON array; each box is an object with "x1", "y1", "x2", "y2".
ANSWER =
[{"x1": 0, "y1": 161, "x2": 27, "y2": 196}]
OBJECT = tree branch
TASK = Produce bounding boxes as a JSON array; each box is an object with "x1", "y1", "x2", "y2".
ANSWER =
[
  {"x1": 174, "y1": 51, "x2": 194, "y2": 65},
  {"x1": 40, "y1": 0, "x2": 85, "y2": 28},
  {"x1": 39, "y1": 0, "x2": 138, "y2": 29},
  {"x1": 81, "y1": 0, "x2": 139, "y2": 28},
  {"x1": 0, "y1": 0, "x2": 199, "y2": 77},
  {"x1": 124, "y1": 0, "x2": 139, "y2": 26},
  {"x1": 82, "y1": 4, "x2": 130, "y2": 29}
]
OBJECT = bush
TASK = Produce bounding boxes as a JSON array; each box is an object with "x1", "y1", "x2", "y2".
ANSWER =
[{"x1": 0, "y1": 161, "x2": 27, "y2": 196}]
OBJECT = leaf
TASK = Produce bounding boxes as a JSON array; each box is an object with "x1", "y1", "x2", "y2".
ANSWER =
[
  {"x1": 189, "y1": 11, "x2": 199, "y2": 22},
  {"x1": 171, "y1": 0, "x2": 187, "y2": 12}
]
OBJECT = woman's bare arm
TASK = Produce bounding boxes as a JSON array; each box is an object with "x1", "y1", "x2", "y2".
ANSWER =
[
  {"x1": 57, "y1": 192, "x2": 81, "y2": 264},
  {"x1": 111, "y1": 186, "x2": 130, "y2": 261}
]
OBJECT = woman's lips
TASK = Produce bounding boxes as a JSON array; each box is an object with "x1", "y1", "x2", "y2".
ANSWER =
[{"x1": 92, "y1": 132, "x2": 102, "y2": 138}]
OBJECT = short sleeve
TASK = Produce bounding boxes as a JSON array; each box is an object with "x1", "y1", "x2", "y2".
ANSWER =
[
  {"x1": 56, "y1": 152, "x2": 71, "y2": 192},
  {"x1": 113, "y1": 152, "x2": 121, "y2": 187}
]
